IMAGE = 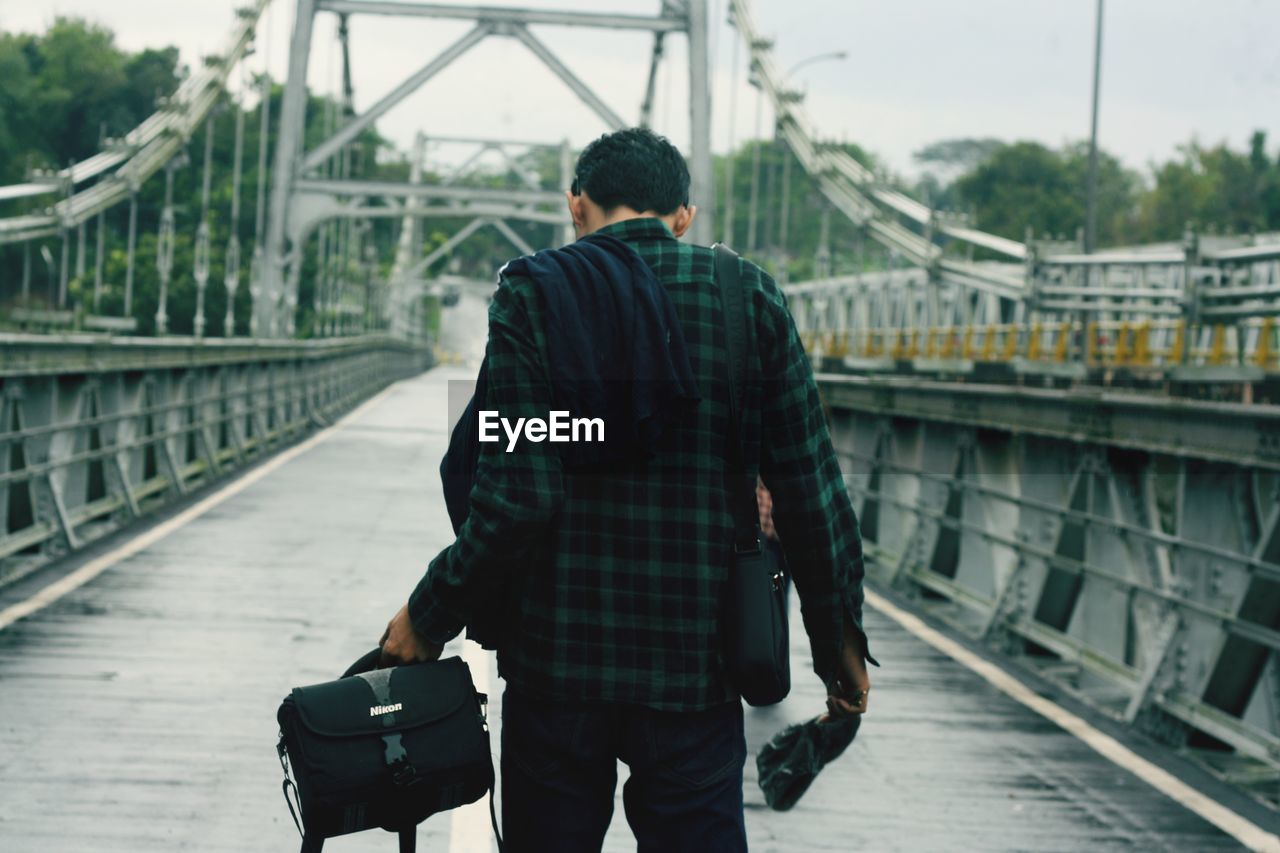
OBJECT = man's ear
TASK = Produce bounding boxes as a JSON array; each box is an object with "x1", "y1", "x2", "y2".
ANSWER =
[
  {"x1": 565, "y1": 190, "x2": 586, "y2": 233},
  {"x1": 670, "y1": 204, "x2": 697, "y2": 239}
]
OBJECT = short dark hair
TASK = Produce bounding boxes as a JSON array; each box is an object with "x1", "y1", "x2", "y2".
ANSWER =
[{"x1": 571, "y1": 128, "x2": 690, "y2": 215}]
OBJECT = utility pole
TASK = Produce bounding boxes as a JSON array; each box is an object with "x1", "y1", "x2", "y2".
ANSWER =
[
  {"x1": 746, "y1": 86, "x2": 763, "y2": 252},
  {"x1": 1084, "y1": 0, "x2": 1104, "y2": 253},
  {"x1": 723, "y1": 10, "x2": 741, "y2": 246},
  {"x1": 687, "y1": 0, "x2": 714, "y2": 246}
]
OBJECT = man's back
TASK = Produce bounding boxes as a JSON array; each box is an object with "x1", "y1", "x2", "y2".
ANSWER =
[{"x1": 443, "y1": 216, "x2": 868, "y2": 712}]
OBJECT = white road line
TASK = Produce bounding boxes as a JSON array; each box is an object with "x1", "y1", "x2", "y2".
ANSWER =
[
  {"x1": 0, "y1": 382, "x2": 402, "y2": 632},
  {"x1": 866, "y1": 589, "x2": 1280, "y2": 853},
  {"x1": 449, "y1": 639, "x2": 498, "y2": 853}
]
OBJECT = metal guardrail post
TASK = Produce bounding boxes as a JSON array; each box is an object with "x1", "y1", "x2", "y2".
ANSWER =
[
  {"x1": 0, "y1": 337, "x2": 431, "y2": 588},
  {"x1": 819, "y1": 374, "x2": 1280, "y2": 803}
]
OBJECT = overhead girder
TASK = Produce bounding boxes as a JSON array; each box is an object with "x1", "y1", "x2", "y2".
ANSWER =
[
  {"x1": 302, "y1": 23, "x2": 494, "y2": 171},
  {"x1": 261, "y1": 0, "x2": 713, "y2": 335},
  {"x1": 315, "y1": 1, "x2": 689, "y2": 32},
  {"x1": 294, "y1": 179, "x2": 563, "y2": 207}
]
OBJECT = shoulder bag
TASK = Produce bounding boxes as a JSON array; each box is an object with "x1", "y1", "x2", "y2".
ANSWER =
[{"x1": 714, "y1": 242, "x2": 791, "y2": 707}]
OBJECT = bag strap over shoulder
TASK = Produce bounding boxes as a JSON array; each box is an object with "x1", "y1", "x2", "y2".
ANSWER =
[
  {"x1": 713, "y1": 243, "x2": 761, "y2": 551},
  {"x1": 715, "y1": 243, "x2": 747, "y2": 421}
]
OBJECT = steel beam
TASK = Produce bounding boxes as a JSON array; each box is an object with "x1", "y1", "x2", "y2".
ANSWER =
[
  {"x1": 686, "y1": 0, "x2": 713, "y2": 245},
  {"x1": 816, "y1": 374, "x2": 1280, "y2": 472},
  {"x1": 423, "y1": 133, "x2": 568, "y2": 149},
  {"x1": 509, "y1": 25, "x2": 626, "y2": 131},
  {"x1": 400, "y1": 215, "x2": 534, "y2": 283},
  {"x1": 296, "y1": 178, "x2": 562, "y2": 206},
  {"x1": 262, "y1": 0, "x2": 319, "y2": 336},
  {"x1": 639, "y1": 32, "x2": 666, "y2": 128},
  {"x1": 316, "y1": 0, "x2": 687, "y2": 31},
  {"x1": 309, "y1": 202, "x2": 566, "y2": 226},
  {"x1": 403, "y1": 216, "x2": 490, "y2": 282},
  {"x1": 488, "y1": 219, "x2": 532, "y2": 256},
  {"x1": 302, "y1": 23, "x2": 492, "y2": 172}
]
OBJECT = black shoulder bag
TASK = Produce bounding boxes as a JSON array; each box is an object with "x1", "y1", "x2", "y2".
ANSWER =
[
  {"x1": 714, "y1": 243, "x2": 791, "y2": 707},
  {"x1": 277, "y1": 652, "x2": 502, "y2": 852}
]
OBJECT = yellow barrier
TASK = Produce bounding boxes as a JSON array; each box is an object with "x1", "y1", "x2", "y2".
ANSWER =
[
  {"x1": 1027, "y1": 323, "x2": 1043, "y2": 361},
  {"x1": 1254, "y1": 318, "x2": 1275, "y2": 369},
  {"x1": 1001, "y1": 326, "x2": 1019, "y2": 361},
  {"x1": 1209, "y1": 324, "x2": 1227, "y2": 366},
  {"x1": 980, "y1": 325, "x2": 997, "y2": 362},
  {"x1": 1169, "y1": 321, "x2": 1185, "y2": 364},
  {"x1": 817, "y1": 317, "x2": 1280, "y2": 372},
  {"x1": 1133, "y1": 323, "x2": 1151, "y2": 366},
  {"x1": 1053, "y1": 322, "x2": 1071, "y2": 363}
]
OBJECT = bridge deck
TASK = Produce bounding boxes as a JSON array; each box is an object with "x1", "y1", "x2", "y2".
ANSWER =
[{"x1": 0, "y1": 367, "x2": 1254, "y2": 852}]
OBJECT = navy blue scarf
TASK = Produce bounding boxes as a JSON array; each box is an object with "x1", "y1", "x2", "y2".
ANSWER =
[{"x1": 441, "y1": 230, "x2": 700, "y2": 533}]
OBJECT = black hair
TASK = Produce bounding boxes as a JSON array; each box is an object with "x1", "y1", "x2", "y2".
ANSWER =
[{"x1": 571, "y1": 127, "x2": 690, "y2": 215}]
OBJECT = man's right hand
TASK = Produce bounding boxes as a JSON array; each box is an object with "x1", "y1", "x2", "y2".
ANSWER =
[{"x1": 825, "y1": 615, "x2": 870, "y2": 719}]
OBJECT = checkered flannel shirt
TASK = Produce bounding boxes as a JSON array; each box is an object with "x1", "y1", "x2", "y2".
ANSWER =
[{"x1": 409, "y1": 216, "x2": 870, "y2": 711}]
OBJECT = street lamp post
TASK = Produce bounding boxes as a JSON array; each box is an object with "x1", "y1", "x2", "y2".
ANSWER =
[
  {"x1": 786, "y1": 50, "x2": 847, "y2": 79},
  {"x1": 778, "y1": 50, "x2": 847, "y2": 277},
  {"x1": 1085, "y1": 0, "x2": 1104, "y2": 253},
  {"x1": 745, "y1": 49, "x2": 847, "y2": 260}
]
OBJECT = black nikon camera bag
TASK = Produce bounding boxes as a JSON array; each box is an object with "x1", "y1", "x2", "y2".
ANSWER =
[{"x1": 277, "y1": 653, "x2": 499, "y2": 852}]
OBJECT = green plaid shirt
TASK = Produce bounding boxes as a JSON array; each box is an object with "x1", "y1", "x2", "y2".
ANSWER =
[{"x1": 410, "y1": 217, "x2": 869, "y2": 711}]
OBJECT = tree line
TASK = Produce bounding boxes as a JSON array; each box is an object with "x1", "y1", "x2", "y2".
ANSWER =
[{"x1": 915, "y1": 134, "x2": 1280, "y2": 248}]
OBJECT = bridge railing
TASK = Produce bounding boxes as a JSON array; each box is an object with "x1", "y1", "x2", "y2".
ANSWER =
[
  {"x1": 820, "y1": 374, "x2": 1280, "y2": 806},
  {"x1": 0, "y1": 334, "x2": 430, "y2": 588}
]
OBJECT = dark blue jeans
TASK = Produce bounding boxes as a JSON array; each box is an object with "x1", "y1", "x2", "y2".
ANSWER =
[{"x1": 500, "y1": 687, "x2": 748, "y2": 853}]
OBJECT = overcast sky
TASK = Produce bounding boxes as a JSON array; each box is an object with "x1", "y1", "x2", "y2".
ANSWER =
[{"x1": 3, "y1": 0, "x2": 1278, "y2": 180}]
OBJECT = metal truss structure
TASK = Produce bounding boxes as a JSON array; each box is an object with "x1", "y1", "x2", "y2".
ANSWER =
[
  {"x1": 821, "y1": 374, "x2": 1280, "y2": 806},
  {"x1": 0, "y1": 1, "x2": 272, "y2": 337},
  {"x1": 0, "y1": 335, "x2": 427, "y2": 587},
  {"x1": 261, "y1": 0, "x2": 714, "y2": 336},
  {"x1": 381, "y1": 133, "x2": 565, "y2": 339},
  {"x1": 0, "y1": 1, "x2": 270, "y2": 243}
]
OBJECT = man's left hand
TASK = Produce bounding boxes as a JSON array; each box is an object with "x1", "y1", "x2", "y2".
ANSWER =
[{"x1": 379, "y1": 603, "x2": 444, "y2": 667}]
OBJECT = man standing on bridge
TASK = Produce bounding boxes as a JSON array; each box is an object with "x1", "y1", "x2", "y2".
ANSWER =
[{"x1": 381, "y1": 127, "x2": 873, "y2": 851}]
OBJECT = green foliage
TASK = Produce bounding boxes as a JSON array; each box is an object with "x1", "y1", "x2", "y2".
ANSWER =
[
  {"x1": 0, "y1": 17, "x2": 402, "y2": 337},
  {"x1": 941, "y1": 133, "x2": 1280, "y2": 247},
  {"x1": 954, "y1": 142, "x2": 1083, "y2": 242},
  {"x1": 914, "y1": 138, "x2": 1004, "y2": 172},
  {"x1": 0, "y1": 19, "x2": 177, "y2": 181},
  {"x1": 1136, "y1": 133, "x2": 1280, "y2": 241},
  {"x1": 712, "y1": 139, "x2": 882, "y2": 280}
]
